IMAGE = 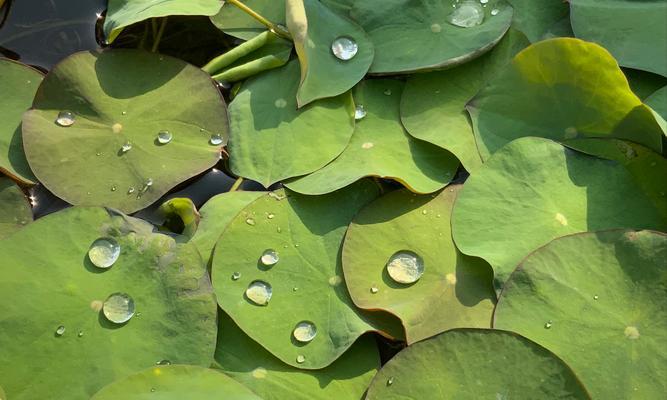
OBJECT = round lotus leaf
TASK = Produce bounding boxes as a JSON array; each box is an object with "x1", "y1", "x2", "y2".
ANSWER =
[
  {"x1": 507, "y1": 0, "x2": 569, "y2": 43},
  {"x1": 348, "y1": 0, "x2": 513, "y2": 74},
  {"x1": 228, "y1": 60, "x2": 355, "y2": 187},
  {"x1": 211, "y1": 0, "x2": 286, "y2": 41},
  {"x1": 451, "y1": 137, "x2": 667, "y2": 290},
  {"x1": 191, "y1": 191, "x2": 265, "y2": 262},
  {"x1": 645, "y1": 86, "x2": 667, "y2": 121},
  {"x1": 400, "y1": 28, "x2": 530, "y2": 174},
  {"x1": 0, "y1": 207, "x2": 218, "y2": 399},
  {"x1": 285, "y1": 79, "x2": 459, "y2": 195},
  {"x1": 0, "y1": 177, "x2": 32, "y2": 239},
  {"x1": 104, "y1": 0, "x2": 223, "y2": 43},
  {"x1": 342, "y1": 186, "x2": 496, "y2": 343},
  {"x1": 211, "y1": 181, "x2": 403, "y2": 369},
  {"x1": 22, "y1": 50, "x2": 228, "y2": 214},
  {"x1": 215, "y1": 311, "x2": 379, "y2": 400},
  {"x1": 287, "y1": 0, "x2": 374, "y2": 107},
  {"x1": 0, "y1": 59, "x2": 42, "y2": 184},
  {"x1": 494, "y1": 230, "x2": 667, "y2": 399},
  {"x1": 365, "y1": 329, "x2": 591, "y2": 399},
  {"x1": 467, "y1": 38, "x2": 665, "y2": 160},
  {"x1": 570, "y1": 0, "x2": 667, "y2": 77},
  {"x1": 91, "y1": 364, "x2": 261, "y2": 399}
]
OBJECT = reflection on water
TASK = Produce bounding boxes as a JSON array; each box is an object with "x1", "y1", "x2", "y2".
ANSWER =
[{"x1": 0, "y1": 0, "x2": 105, "y2": 69}]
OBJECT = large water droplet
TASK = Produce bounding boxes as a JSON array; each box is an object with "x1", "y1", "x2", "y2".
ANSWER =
[
  {"x1": 121, "y1": 141, "x2": 132, "y2": 153},
  {"x1": 260, "y1": 249, "x2": 279, "y2": 266},
  {"x1": 293, "y1": 321, "x2": 317, "y2": 343},
  {"x1": 157, "y1": 130, "x2": 173, "y2": 144},
  {"x1": 246, "y1": 281, "x2": 272, "y2": 306},
  {"x1": 102, "y1": 292, "x2": 136, "y2": 324},
  {"x1": 331, "y1": 37, "x2": 358, "y2": 60},
  {"x1": 55, "y1": 325, "x2": 66, "y2": 336},
  {"x1": 447, "y1": 1, "x2": 485, "y2": 27},
  {"x1": 386, "y1": 250, "x2": 425, "y2": 284},
  {"x1": 210, "y1": 133, "x2": 224, "y2": 146},
  {"x1": 55, "y1": 111, "x2": 75, "y2": 127},
  {"x1": 355, "y1": 105, "x2": 367, "y2": 120},
  {"x1": 88, "y1": 237, "x2": 121, "y2": 269}
]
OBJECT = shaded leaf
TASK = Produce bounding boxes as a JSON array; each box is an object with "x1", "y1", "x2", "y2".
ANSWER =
[
  {"x1": 506, "y1": 0, "x2": 569, "y2": 42},
  {"x1": 645, "y1": 86, "x2": 667, "y2": 121},
  {"x1": 210, "y1": 0, "x2": 286, "y2": 40},
  {"x1": 0, "y1": 177, "x2": 32, "y2": 239}
]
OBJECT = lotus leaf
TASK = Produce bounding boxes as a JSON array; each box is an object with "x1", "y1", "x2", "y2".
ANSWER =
[
  {"x1": 212, "y1": 181, "x2": 403, "y2": 369},
  {"x1": 211, "y1": 0, "x2": 286, "y2": 41},
  {"x1": 0, "y1": 59, "x2": 41, "y2": 183},
  {"x1": 228, "y1": 61, "x2": 354, "y2": 187},
  {"x1": 215, "y1": 311, "x2": 379, "y2": 400},
  {"x1": 625, "y1": 70, "x2": 667, "y2": 100},
  {"x1": 467, "y1": 38, "x2": 665, "y2": 160},
  {"x1": 343, "y1": 186, "x2": 496, "y2": 343},
  {"x1": 645, "y1": 86, "x2": 667, "y2": 121},
  {"x1": 365, "y1": 329, "x2": 591, "y2": 399},
  {"x1": 0, "y1": 177, "x2": 32, "y2": 239},
  {"x1": 22, "y1": 50, "x2": 228, "y2": 213},
  {"x1": 451, "y1": 137, "x2": 667, "y2": 290},
  {"x1": 285, "y1": 79, "x2": 459, "y2": 195},
  {"x1": 349, "y1": 0, "x2": 513, "y2": 74},
  {"x1": 506, "y1": 0, "x2": 569, "y2": 43},
  {"x1": 494, "y1": 230, "x2": 667, "y2": 399},
  {"x1": 0, "y1": 207, "x2": 217, "y2": 399}
]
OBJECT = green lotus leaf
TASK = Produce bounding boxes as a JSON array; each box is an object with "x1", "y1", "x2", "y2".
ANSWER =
[
  {"x1": 91, "y1": 365, "x2": 261, "y2": 399},
  {"x1": 365, "y1": 329, "x2": 591, "y2": 399},
  {"x1": 0, "y1": 59, "x2": 42, "y2": 184},
  {"x1": 467, "y1": 38, "x2": 665, "y2": 160},
  {"x1": 645, "y1": 86, "x2": 667, "y2": 121},
  {"x1": 211, "y1": 0, "x2": 286, "y2": 41},
  {"x1": 0, "y1": 177, "x2": 32, "y2": 239},
  {"x1": 104, "y1": 0, "x2": 223, "y2": 43},
  {"x1": 214, "y1": 311, "x2": 379, "y2": 400},
  {"x1": 570, "y1": 0, "x2": 667, "y2": 77},
  {"x1": 22, "y1": 50, "x2": 228, "y2": 214},
  {"x1": 342, "y1": 185, "x2": 496, "y2": 344},
  {"x1": 287, "y1": 0, "x2": 374, "y2": 107},
  {"x1": 494, "y1": 229, "x2": 667, "y2": 399},
  {"x1": 191, "y1": 191, "x2": 265, "y2": 263},
  {"x1": 507, "y1": 0, "x2": 569, "y2": 43},
  {"x1": 625, "y1": 70, "x2": 667, "y2": 100},
  {"x1": 285, "y1": 79, "x2": 459, "y2": 195},
  {"x1": 228, "y1": 61, "x2": 354, "y2": 187},
  {"x1": 348, "y1": 0, "x2": 513, "y2": 74},
  {"x1": 157, "y1": 197, "x2": 200, "y2": 238},
  {"x1": 0, "y1": 207, "x2": 217, "y2": 399},
  {"x1": 400, "y1": 28, "x2": 530, "y2": 174},
  {"x1": 211, "y1": 181, "x2": 403, "y2": 369},
  {"x1": 451, "y1": 137, "x2": 667, "y2": 290}
]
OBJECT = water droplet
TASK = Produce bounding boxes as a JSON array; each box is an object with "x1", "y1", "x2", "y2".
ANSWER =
[
  {"x1": 296, "y1": 355, "x2": 306, "y2": 364},
  {"x1": 260, "y1": 249, "x2": 279, "y2": 266},
  {"x1": 156, "y1": 359, "x2": 171, "y2": 365},
  {"x1": 277, "y1": 227, "x2": 282, "y2": 233},
  {"x1": 386, "y1": 250, "x2": 425, "y2": 284},
  {"x1": 121, "y1": 141, "x2": 132, "y2": 153},
  {"x1": 331, "y1": 36, "x2": 358, "y2": 60},
  {"x1": 491, "y1": 8, "x2": 499, "y2": 16},
  {"x1": 246, "y1": 218, "x2": 256, "y2": 226},
  {"x1": 274, "y1": 98, "x2": 288, "y2": 108},
  {"x1": 624, "y1": 326, "x2": 640, "y2": 339},
  {"x1": 387, "y1": 377, "x2": 394, "y2": 386},
  {"x1": 430, "y1": 23, "x2": 442, "y2": 33},
  {"x1": 127, "y1": 187, "x2": 135, "y2": 194},
  {"x1": 593, "y1": 295, "x2": 599, "y2": 300},
  {"x1": 267, "y1": 213, "x2": 275, "y2": 219},
  {"x1": 480, "y1": 0, "x2": 488, "y2": 3},
  {"x1": 292, "y1": 321, "x2": 317, "y2": 343},
  {"x1": 88, "y1": 237, "x2": 121, "y2": 269},
  {"x1": 246, "y1": 281, "x2": 272, "y2": 306},
  {"x1": 361, "y1": 142, "x2": 374, "y2": 149},
  {"x1": 384, "y1": 89, "x2": 392, "y2": 96},
  {"x1": 150, "y1": 388, "x2": 156, "y2": 393},
  {"x1": 210, "y1": 133, "x2": 224, "y2": 146},
  {"x1": 102, "y1": 292, "x2": 136, "y2": 324},
  {"x1": 121, "y1": 111, "x2": 127, "y2": 115},
  {"x1": 157, "y1": 130, "x2": 173, "y2": 144},
  {"x1": 55, "y1": 325, "x2": 66, "y2": 336},
  {"x1": 292, "y1": 287, "x2": 299, "y2": 292},
  {"x1": 96, "y1": 151, "x2": 102, "y2": 156},
  {"x1": 111, "y1": 185, "x2": 117, "y2": 192},
  {"x1": 370, "y1": 286, "x2": 379, "y2": 294},
  {"x1": 231, "y1": 272, "x2": 241, "y2": 281},
  {"x1": 252, "y1": 367, "x2": 268, "y2": 379},
  {"x1": 77, "y1": 331, "x2": 84, "y2": 337},
  {"x1": 544, "y1": 320, "x2": 553, "y2": 329},
  {"x1": 448, "y1": 1, "x2": 485, "y2": 27},
  {"x1": 328, "y1": 275, "x2": 343, "y2": 287},
  {"x1": 269, "y1": 192, "x2": 286, "y2": 201},
  {"x1": 354, "y1": 105, "x2": 367, "y2": 120},
  {"x1": 112, "y1": 123, "x2": 123, "y2": 134},
  {"x1": 421, "y1": 210, "x2": 427, "y2": 215},
  {"x1": 55, "y1": 111, "x2": 75, "y2": 127}
]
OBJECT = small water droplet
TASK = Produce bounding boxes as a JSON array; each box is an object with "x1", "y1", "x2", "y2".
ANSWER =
[
  {"x1": 55, "y1": 325, "x2": 66, "y2": 336},
  {"x1": 296, "y1": 355, "x2": 306, "y2": 364},
  {"x1": 274, "y1": 98, "x2": 288, "y2": 108},
  {"x1": 277, "y1": 226, "x2": 282, "y2": 233},
  {"x1": 267, "y1": 213, "x2": 275, "y2": 219},
  {"x1": 102, "y1": 292, "x2": 136, "y2": 324},
  {"x1": 480, "y1": 0, "x2": 488, "y2": 3},
  {"x1": 150, "y1": 388, "x2": 156, "y2": 393},
  {"x1": 624, "y1": 326, "x2": 640, "y2": 339},
  {"x1": 96, "y1": 151, "x2": 102, "y2": 156},
  {"x1": 157, "y1": 130, "x2": 173, "y2": 144},
  {"x1": 331, "y1": 36, "x2": 358, "y2": 60},
  {"x1": 387, "y1": 377, "x2": 394, "y2": 386},
  {"x1": 260, "y1": 249, "x2": 279, "y2": 266},
  {"x1": 121, "y1": 141, "x2": 132, "y2": 153},
  {"x1": 246, "y1": 218, "x2": 256, "y2": 226},
  {"x1": 156, "y1": 360, "x2": 171, "y2": 365},
  {"x1": 231, "y1": 272, "x2": 241, "y2": 281},
  {"x1": 246, "y1": 281, "x2": 272, "y2": 306},
  {"x1": 88, "y1": 237, "x2": 121, "y2": 269},
  {"x1": 145, "y1": 178, "x2": 153, "y2": 187},
  {"x1": 421, "y1": 210, "x2": 427, "y2": 215},
  {"x1": 127, "y1": 187, "x2": 135, "y2": 194},
  {"x1": 328, "y1": 275, "x2": 343, "y2": 287},
  {"x1": 121, "y1": 111, "x2": 127, "y2": 115},
  {"x1": 386, "y1": 250, "x2": 425, "y2": 284},
  {"x1": 292, "y1": 287, "x2": 299, "y2": 292},
  {"x1": 448, "y1": 1, "x2": 485, "y2": 27},
  {"x1": 361, "y1": 142, "x2": 374, "y2": 149},
  {"x1": 593, "y1": 295, "x2": 599, "y2": 300},
  {"x1": 370, "y1": 286, "x2": 379, "y2": 294},
  {"x1": 384, "y1": 89, "x2": 392, "y2": 96},
  {"x1": 430, "y1": 23, "x2": 442, "y2": 33},
  {"x1": 544, "y1": 320, "x2": 553, "y2": 329},
  {"x1": 355, "y1": 105, "x2": 367, "y2": 120},
  {"x1": 210, "y1": 133, "x2": 224, "y2": 146},
  {"x1": 111, "y1": 185, "x2": 117, "y2": 192},
  {"x1": 269, "y1": 192, "x2": 286, "y2": 201},
  {"x1": 292, "y1": 321, "x2": 317, "y2": 343},
  {"x1": 491, "y1": 8, "x2": 499, "y2": 16},
  {"x1": 55, "y1": 111, "x2": 75, "y2": 127}
]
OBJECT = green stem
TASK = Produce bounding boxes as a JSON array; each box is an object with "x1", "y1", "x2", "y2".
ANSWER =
[
  {"x1": 138, "y1": 22, "x2": 149, "y2": 50},
  {"x1": 229, "y1": 177, "x2": 244, "y2": 192},
  {"x1": 226, "y1": 0, "x2": 291, "y2": 40},
  {"x1": 151, "y1": 17, "x2": 168, "y2": 53}
]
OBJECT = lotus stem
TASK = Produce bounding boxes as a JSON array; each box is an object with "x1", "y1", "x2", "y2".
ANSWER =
[
  {"x1": 226, "y1": 0, "x2": 291, "y2": 40},
  {"x1": 230, "y1": 177, "x2": 244, "y2": 192},
  {"x1": 151, "y1": 17, "x2": 168, "y2": 53}
]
